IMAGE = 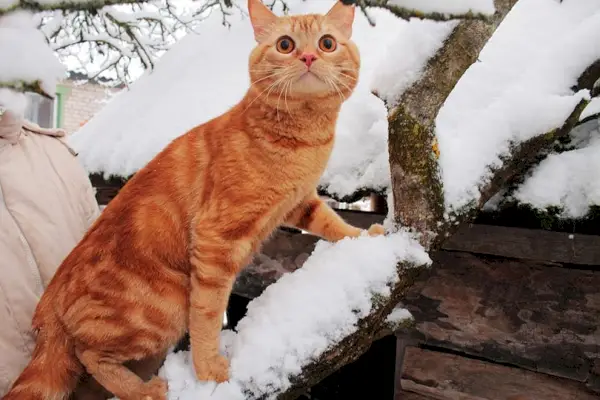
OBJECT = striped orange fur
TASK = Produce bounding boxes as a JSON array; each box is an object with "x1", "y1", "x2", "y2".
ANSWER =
[{"x1": 3, "y1": 1, "x2": 384, "y2": 399}]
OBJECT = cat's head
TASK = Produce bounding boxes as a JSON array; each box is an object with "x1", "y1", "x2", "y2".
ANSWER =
[{"x1": 247, "y1": 0, "x2": 360, "y2": 106}]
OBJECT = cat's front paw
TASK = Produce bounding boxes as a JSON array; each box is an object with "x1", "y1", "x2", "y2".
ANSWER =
[
  {"x1": 367, "y1": 223, "x2": 385, "y2": 237},
  {"x1": 139, "y1": 376, "x2": 168, "y2": 400},
  {"x1": 194, "y1": 354, "x2": 230, "y2": 383}
]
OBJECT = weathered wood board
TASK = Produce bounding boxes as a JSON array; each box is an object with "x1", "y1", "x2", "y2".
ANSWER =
[
  {"x1": 444, "y1": 224, "x2": 600, "y2": 266},
  {"x1": 233, "y1": 220, "x2": 600, "y2": 299},
  {"x1": 233, "y1": 230, "x2": 318, "y2": 298},
  {"x1": 399, "y1": 347, "x2": 599, "y2": 400},
  {"x1": 396, "y1": 390, "x2": 437, "y2": 400},
  {"x1": 397, "y1": 251, "x2": 600, "y2": 389}
]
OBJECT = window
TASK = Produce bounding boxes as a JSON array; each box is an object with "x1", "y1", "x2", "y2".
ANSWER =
[{"x1": 24, "y1": 92, "x2": 56, "y2": 128}]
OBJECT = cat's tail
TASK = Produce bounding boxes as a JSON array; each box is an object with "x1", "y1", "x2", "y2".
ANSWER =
[{"x1": 3, "y1": 314, "x2": 83, "y2": 400}]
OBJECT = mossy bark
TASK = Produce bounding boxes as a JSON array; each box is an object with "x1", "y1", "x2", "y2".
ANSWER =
[{"x1": 388, "y1": 0, "x2": 518, "y2": 247}]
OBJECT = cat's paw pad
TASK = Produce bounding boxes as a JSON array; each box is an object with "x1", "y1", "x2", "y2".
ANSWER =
[
  {"x1": 194, "y1": 354, "x2": 230, "y2": 383},
  {"x1": 139, "y1": 376, "x2": 168, "y2": 400},
  {"x1": 367, "y1": 224, "x2": 385, "y2": 237}
]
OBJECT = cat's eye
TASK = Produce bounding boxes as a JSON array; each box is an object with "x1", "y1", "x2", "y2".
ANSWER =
[
  {"x1": 276, "y1": 36, "x2": 295, "y2": 54},
  {"x1": 318, "y1": 35, "x2": 337, "y2": 52}
]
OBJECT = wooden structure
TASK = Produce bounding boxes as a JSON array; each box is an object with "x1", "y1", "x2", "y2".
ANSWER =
[{"x1": 92, "y1": 174, "x2": 600, "y2": 399}]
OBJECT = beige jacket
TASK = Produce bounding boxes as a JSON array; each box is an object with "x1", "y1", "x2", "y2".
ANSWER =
[{"x1": 0, "y1": 110, "x2": 100, "y2": 395}]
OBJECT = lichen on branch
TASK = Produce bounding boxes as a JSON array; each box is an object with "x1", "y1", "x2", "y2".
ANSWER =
[{"x1": 385, "y1": 1, "x2": 518, "y2": 247}]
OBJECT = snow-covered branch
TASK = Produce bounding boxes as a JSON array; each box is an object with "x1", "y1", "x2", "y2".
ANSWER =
[
  {"x1": 0, "y1": 0, "x2": 152, "y2": 16},
  {"x1": 577, "y1": 58, "x2": 600, "y2": 98},
  {"x1": 384, "y1": 0, "x2": 518, "y2": 247},
  {"x1": 345, "y1": 0, "x2": 494, "y2": 25}
]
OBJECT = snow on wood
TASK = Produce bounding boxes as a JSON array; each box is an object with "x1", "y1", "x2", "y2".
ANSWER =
[
  {"x1": 513, "y1": 120, "x2": 600, "y2": 218},
  {"x1": 0, "y1": 9, "x2": 65, "y2": 113},
  {"x1": 158, "y1": 231, "x2": 429, "y2": 400},
  {"x1": 435, "y1": 0, "x2": 600, "y2": 213},
  {"x1": 370, "y1": 18, "x2": 457, "y2": 106},
  {"x1": 581, "y1": 97, "x2": 600, "y2": 122},
  {"x1": 388, "y1": 0, "x2": 495, "y2": 16},
  {"x1": 69, "y1": 0, "x2": 451, "y2": 200}
]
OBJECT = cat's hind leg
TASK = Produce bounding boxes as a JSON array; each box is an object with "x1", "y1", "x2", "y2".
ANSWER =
[{"x1": 77, "y1": 350, "x2": 167, "y2": 400}]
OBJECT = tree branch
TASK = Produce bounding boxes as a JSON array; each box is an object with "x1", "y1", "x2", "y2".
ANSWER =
[
  {"x1": 0, "y1": 0, "x2": 152, "y2": 16},
  {"x1": 575, "y1": 58, "x2": 600, "y2": 97},
  {"x1": 387, "y1": 0, "x2": 519, "y2": 247},
  {"x1": 0, "y1": 80, "x2": 53, "y2": 99},
  {"x1": 578, "y1": 111, "x2": 600, "y2": 126},
  {"x1": 343, "y1": 0, "x2": 493, "y2": 22}
]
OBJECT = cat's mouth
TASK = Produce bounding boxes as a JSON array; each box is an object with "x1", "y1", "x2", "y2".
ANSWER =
[{"x1": 297, "y1": 70, "x2": 323, "y2": 82}]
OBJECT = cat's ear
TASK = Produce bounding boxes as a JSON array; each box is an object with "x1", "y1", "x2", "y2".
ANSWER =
[
  {"x1": 325, "y1": 0, "x2": 355, "y2": 39},
  {"x1": 248, "y1": 0, "x2": 278, "y2": 42}
]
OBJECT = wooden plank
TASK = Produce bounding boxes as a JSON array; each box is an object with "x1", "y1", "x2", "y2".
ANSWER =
[
  {"x1": 94, "y1": 186, "x2": 120, "y2": 205},
  {"x1": 443, "y1": 223, "x2": 600, "y2": 266},
  {"x1": 401, "y1": 347, "x2": 598, "y2": 400},
  {"x1": 395, "y1": 336, "x2": 420, "y2": 400},
  {"x1": 277, "y1": 212, "x2": 600, "y2": 266},
  {"x1": 319, "y1": 210, "x2": 600, "y2": 265},
  {"x1": 396, "y1": 390, "x2": 437, "y2": 400},
  {"x1": 233, "y1": 221, "x2": 600, "y2": 299},
  {"x1": 233, "y1": 230, "x2": 319, "y2": 298},
  {"x1": 397, "y1": 251, "x2": 600, "y2": 388}
]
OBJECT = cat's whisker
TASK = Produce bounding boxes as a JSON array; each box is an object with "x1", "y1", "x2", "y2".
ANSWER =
[
  {"x1": 250, "y1": 69, "x2": 290, "y2": 86},
  {"x1": 327, "y1": 65, "x2": 357, "y2": 83},
  {"x1": 276, "y1": 79, "x2": 286, "y2": 121},
  {"x1": 268, "y1": 73, "x2": 292, "y2": 120},
  {"x1": 327, "y1": 75, "x2": 345, "y2": 102},
  {"x1": 324, "y1": 76, "x2": 342, "y2": 102},
  {"x1": 284, "y1": 79, "x2": 294, "y2": 119},
  {"x1": 331, "y1": 74, "x2": 353, "y2": 96},
  {"x1": 244, "y1": 74, "x2": 290, "y2": 112},
  {"x1": 336, "y1": 72, "x2": 357, "y2": 82}
]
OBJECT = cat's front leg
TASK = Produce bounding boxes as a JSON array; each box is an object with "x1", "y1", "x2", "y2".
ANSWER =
[
  {"x1": 284, "y1": 191, "x2": 385, "y2": 241},
  {"x1": 188, "y1": 231, "x2": 253, "y2": 383}
]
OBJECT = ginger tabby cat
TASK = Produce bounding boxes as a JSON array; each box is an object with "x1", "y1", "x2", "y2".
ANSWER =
[{"x1": 4, "y1": 1, "x2": 384, "y2": 399}]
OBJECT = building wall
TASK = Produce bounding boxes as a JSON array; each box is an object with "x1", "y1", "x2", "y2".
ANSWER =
[{"x1": 59, "y1": 81, "x2": 119, "y2": 134}]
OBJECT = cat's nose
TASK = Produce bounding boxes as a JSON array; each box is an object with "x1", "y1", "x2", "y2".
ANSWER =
[{"x1": 299, "y1": 53, "x2": 317, "y2": 68}]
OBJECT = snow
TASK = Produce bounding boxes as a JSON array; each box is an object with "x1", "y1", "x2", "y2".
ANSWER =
[
  {"x1": 389, "y1": 0, "x2": 495, "y2": 16},
  {"x1": 0, "y1": 0, "x2": 97, "y2": 7},
  {"x1": 69, "y1": 0, "x2": 451, "y2": 199},
  {"x1": 435, "y1": 0, "x2": 600, "y2": 213},
  {"x1": 0, "y1": 10, "x2": 65, "y2": 113},
  {"x1": 159, "y1": 230, "x2": 430, "y2": 399},
  {"x1": 371, "y1": 18, "x2": 457, "y2": 106},
  {"x1": 513, "y1": 119, "x2": 600, "y2": 218},
  {"x1": 385, "y1": 306, "x2": 413, "y2": 325},
  {"x1": 67, "y1": 0, "x2": 600, "y2": 217},
  {"x1": 581, "y1": 97, "x2": 600, "y2": 121}
]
